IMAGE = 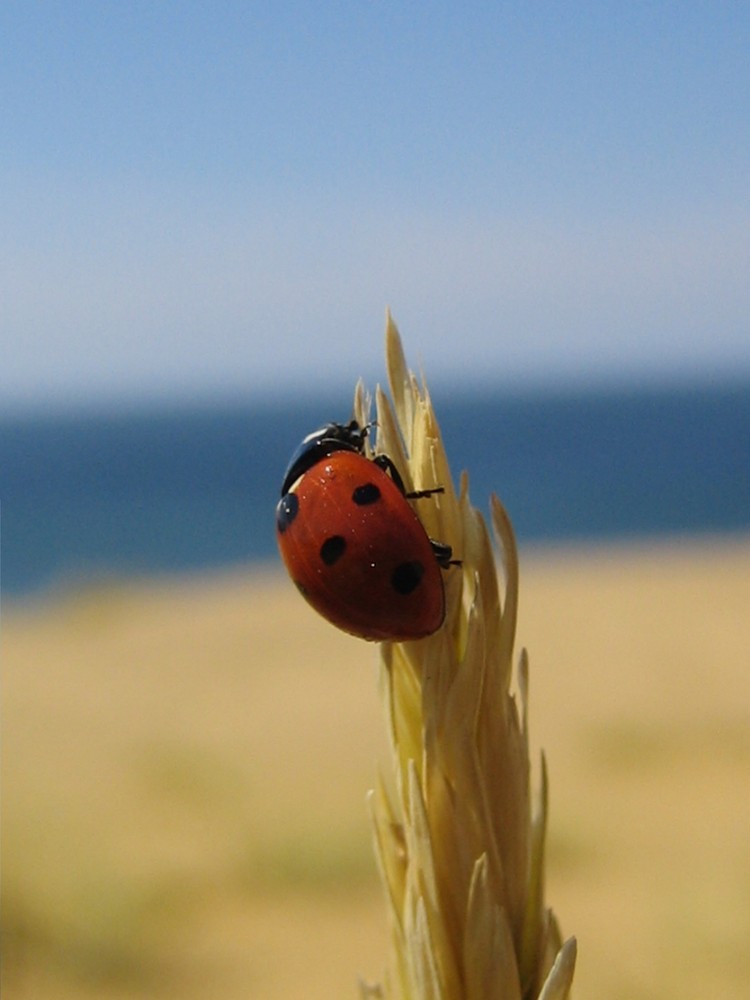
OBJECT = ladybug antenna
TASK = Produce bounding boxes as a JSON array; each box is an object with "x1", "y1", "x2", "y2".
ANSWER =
[{"x1": 359, "y1": 420, "x2": 378, "y2": 445}]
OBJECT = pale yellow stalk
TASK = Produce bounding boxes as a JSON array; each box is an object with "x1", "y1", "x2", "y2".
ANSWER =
[{"x1": 356, "y1": 314, "x2": 576, "y2": 1000}]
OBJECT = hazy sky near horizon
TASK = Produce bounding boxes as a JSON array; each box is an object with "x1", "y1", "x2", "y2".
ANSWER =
[{"x1": 3, "y1": 3, "x2": 749, "y2": 410}]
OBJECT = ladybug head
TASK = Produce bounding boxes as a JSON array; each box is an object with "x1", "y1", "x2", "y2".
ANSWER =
[{"x1": 280, "y1": 419, "x2": 371, "y2": 496}]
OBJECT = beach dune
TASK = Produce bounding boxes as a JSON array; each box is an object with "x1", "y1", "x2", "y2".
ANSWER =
[{"x1": 3, "y1": 537, "x2": 749, "y2": 1000}]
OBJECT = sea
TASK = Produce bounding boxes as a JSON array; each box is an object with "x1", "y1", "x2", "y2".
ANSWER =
[{"x1": 1, "y1": 381, "x2": 749, "y2": 600}]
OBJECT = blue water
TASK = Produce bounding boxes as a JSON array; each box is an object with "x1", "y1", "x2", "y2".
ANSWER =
[{"x1": 1, "y1": 382, "x2": 749, "y2": 598}]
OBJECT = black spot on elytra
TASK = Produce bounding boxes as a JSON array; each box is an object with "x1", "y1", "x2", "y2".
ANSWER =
[
  {"x1": 276, "y1": 493, "x2": 299, "y2": 533},
  {"x1": 352, "y1": 482, "x2": 381, "y2": 506},
  {"x1": 391, "y1": 560, "x2": 425, "y2": 595},
  {"x1": 320, "y1": 535, "x2": 346, "y2": 565},
  {"x1": 294, "y1": 579, "x2": 308, "y2": 597}
]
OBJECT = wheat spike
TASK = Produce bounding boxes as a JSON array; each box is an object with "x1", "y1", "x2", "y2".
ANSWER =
[{"x1": 357, "y1": 312, "x2": 576, "y2": 1000}]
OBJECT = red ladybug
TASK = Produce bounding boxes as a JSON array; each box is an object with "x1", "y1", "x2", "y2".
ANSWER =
[{"x1": 275, "y1": 420, "x2": 456, "y2": 641}]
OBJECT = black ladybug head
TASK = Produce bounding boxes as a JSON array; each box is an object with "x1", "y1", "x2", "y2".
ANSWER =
[{"x1": 280, "y1": 420, "x2": 369, "y2": 496}]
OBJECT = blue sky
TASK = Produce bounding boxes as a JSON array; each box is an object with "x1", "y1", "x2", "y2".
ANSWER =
[{"x1": 3, "y1": 3, "x2": 749, "y2": 410}]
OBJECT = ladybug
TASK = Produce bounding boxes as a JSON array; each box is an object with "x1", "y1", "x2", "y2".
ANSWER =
[{"x1": 275, "y1": 420, "x2": 456, "y2": 641}]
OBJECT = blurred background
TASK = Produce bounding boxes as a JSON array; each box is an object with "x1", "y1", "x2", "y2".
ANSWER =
[{"x1": 2, "y1": 4, "x2": 749, "y2": 999}]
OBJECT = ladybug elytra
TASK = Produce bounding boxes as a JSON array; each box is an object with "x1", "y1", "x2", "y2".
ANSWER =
[{"x1": 275, "y1": 420, "x2": 456, "y2": 641}]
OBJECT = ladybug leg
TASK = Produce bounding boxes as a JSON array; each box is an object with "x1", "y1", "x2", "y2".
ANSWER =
[
  {"x1": 372, "y1": 453, "x2": 407, "y2": 492},
  {"x1": 407, "y1": 486, "x2": 445, "y2": 500},
  {"x1": 430, "y1": 538, "x2": 461, "y2": 569},
  {"x1": 373, "y1": 454, "x2": 445, "y2": 500},
  {"x1": 371, "y1": 455, "x2": 460, "y2": 570}
]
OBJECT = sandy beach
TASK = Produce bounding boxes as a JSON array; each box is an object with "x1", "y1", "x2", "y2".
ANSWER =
[{"x1": 3, "y1": 536, "x2": 749, "y2": 1000}]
